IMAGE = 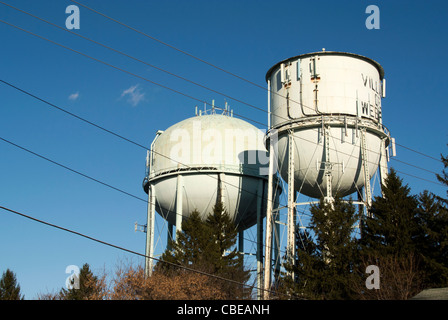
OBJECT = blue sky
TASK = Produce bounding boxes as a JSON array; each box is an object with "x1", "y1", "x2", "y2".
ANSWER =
[{"x1": 1, "y1": 0, "x2": 447, "y2": 299}]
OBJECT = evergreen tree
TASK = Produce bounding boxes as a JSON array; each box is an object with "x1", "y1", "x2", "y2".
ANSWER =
[
  {"x1": 279, "y1": 228, "x2": 321, "y2": 299},
  {"x1": 204, "y1": 201, "x2": 242, "y2": 273},
  {"x1": 415, "y1": 148, "x2": 448, "y2": 287},
  {"x1": 0, "y1": 269, "x2": 24, "y2": 300},
  {"x1": 436, "y1": 148, "x2": 448, "y2": 205},
  {"x1": 280, "y1": 196, "x2": 361, "y2": 300},
  {"x1": 279, "y1": 163, "x2": 448, "y2": 300},
  {"x1": 415, "y1": 191, "x2": 448, "y2": 287},
  {"x1": 158, "y1": 202, "x2": 251, "y2": 299},
  {"x1": 205, "y1": 201, "x2": 250, "y2": 298},
  {"x1": 159, "y1": 210, "x2": 214, "y2": 272},
  {"x1": 359, "y1": 169, "x2": 424, "y2": 299},
  {"x1": 59, "y1": 263, "x2": 103, "y2": 300},
  {"x1": 360, "y1": 169, "x2": 419, "y2": 257}
]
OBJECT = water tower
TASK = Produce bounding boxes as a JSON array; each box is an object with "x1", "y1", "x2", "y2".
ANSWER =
[
  {"x1": 142, "y1": 104, "x2": 280, "y2": 298},
  {"x1": 263, "y1": 51, "x2": 394, "y2": 296}
]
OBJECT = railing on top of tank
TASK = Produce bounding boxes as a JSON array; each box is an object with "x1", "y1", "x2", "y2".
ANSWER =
[
  {"x1": 269, "y1": 113, "x2": 390, "y2": 135},
  {"x1": 148, "y1": 163, "x2": 265, "y2": 180}
]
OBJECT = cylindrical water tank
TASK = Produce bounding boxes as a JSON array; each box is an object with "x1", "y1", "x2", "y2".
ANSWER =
[
  {"x1": 266, "y1": 51, "x2": 389, "y2": 198},
  {"x1": 143, "y1": 112, "x2": 271, "y2": 231}
]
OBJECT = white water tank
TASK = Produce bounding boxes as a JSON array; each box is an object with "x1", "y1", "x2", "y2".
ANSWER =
[
  {"x1": 266, "y1": 51, "x2": 390, "y2": 199},
  {"x1": 143, "y1": 111, "x2": 271, "y2": 231}
]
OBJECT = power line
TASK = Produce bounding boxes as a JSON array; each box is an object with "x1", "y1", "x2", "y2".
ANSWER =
[
  {"x1": 0, "y1": 96, "x2": 443, "y2": 297},
  {"x1": 0, "y1": 15, "x2": 442, "y2": 175},
  {"x1": 70, "y1": 0, "x2": 269, "y2": 93},
  {"x1": 1, "y1": 77, "x2": 443, "y2": 200},
  {"x1": 0, "y1": 126, "x2": 442, "y2": 282},
  {"x1": 393, "y1": 142, "x2": 443, "y2": 163},
  {"x1": 1, "y1": 7, "x2": 444, "y2": 187},
  {"x1": 0, "y1": 0, "x2": 389, "y2": 144},
  {"x1": 0, "y1": 1, "x2": 269, "y2": 120},
  {"x1": 0, "y1": 19, "x2": 208, "y2": 114},
  {"x1": 0, "y1": 130, "x2": 287, "y2": 284},
  {"x1": 68, "y1": 0, "x2": 445, "y2": 165},
  {"x1": 0, "y1": 76, "x2": 284, "y2": 259},
  {"x1": 0, "y1": 79, "x2": 149, "y2": 151},
  {"x1": 0, "y1": 0, "x2": 394, "y2": 147},
  {"x1": 0, "y1": 80, "x2": 290, "y2": 265},
  {"x1": 0, "y1": 79, "x2": 282, "y2": 209},
  {"x1": 68, "y1": 0, "x2": 314, "y2": 124},
  {"x1": 0, "y1": 116, "x2": 442, "y2": 286},
  {"x1": 0, "y1": 130, "x2": 283, "y2": 266},
  {"x1": 0, "y1": 79, "x2": 286, "y2": 282},
  {"x1": 0, "y1": 17, "x2": 267, "y2": 128},
  {"x1": 391, "y1": 157, "x2": 440, "y2": 176},
  {"x1": 0, "y1": 204, "x2": 288, "y2": 299},
  {"x1": 2, "y1": 1, "x2": 444, "y2": 298},
  {"x1": 0, "y1": 136, "x2": 148, "y2": 203},
  {"x1": 0, "y1": 8, "x2": 444, "y2": 209}
]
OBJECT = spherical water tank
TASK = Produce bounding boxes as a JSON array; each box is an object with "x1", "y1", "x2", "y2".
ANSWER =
[
  {"x1": 143, "y1": 112, "x2": 270, "y2": 231},
  {"x1": 266, "y1": 51, "x2": 389, "y2": 198}
]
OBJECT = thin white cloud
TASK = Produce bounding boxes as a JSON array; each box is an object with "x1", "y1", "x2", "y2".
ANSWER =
[
  {"x1": 68, "y1": 92, "x2": 79, "y2": 101},
  {"x1": 121, "y1": 84, "x2": 145, "y2": 107}
]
